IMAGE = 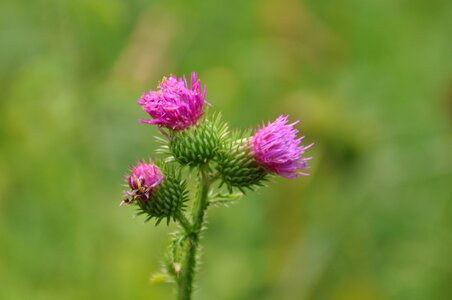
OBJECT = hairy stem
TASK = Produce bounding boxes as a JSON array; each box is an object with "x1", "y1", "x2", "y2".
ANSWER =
[
  {"x1": 175, "y1": 212, "x2": 192, "y2": 233},
  {"x1": 178, "y1": 167, "x2": 210, "y2": 300}
]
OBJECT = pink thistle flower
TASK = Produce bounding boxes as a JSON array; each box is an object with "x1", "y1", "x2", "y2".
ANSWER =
[
  {"x1": 121, "y1": 161, "x2": 164, "y2": 205},
  {"x1": 250, "y1": 115, "x2": 313, "y2": 179},
  {"x1": 138, "y1": 72, "x2": 209, "y2": 131}
]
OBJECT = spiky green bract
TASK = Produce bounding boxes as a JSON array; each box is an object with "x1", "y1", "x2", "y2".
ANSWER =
[
  {"x1": 166, "y1": 113, "x2": 228, "y2": 167},
  {"x1": 136, "y1": 163, "x2": 189, "y2": 225},
  {"x1": 216, "y1": 130, "x2": 268, "y2": 192}
]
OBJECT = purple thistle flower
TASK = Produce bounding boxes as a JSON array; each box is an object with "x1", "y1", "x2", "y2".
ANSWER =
[
  {"x1": 250, "y1": 115, "x2": 313, "y2": 179},
  {"x1": 121, "y1": 161, "x2": 164, "y2": 205},
  {"x1": 138, "y1": 72, "x2": 209, "y2": 131}
]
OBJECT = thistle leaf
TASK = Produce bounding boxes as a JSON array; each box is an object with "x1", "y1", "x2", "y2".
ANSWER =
[
  {"x1": 208, "y1": 192, "x2": 243, "y2": 207},
  {"x1": 149, "y1": 272, "x2": 173, "y2": 284}
]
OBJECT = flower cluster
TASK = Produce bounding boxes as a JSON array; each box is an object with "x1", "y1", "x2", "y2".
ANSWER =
[
  {"x1": 123, "y1": 72, "x2": 313, "y2": 218},
  {"x1": 120, "y1": 72, "x2": 314, "y2": 299}
]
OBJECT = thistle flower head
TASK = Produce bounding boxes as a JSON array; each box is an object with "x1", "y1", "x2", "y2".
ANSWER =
[
  {"x1": 122, "y1": 161, "x2": 188, "y2": 225},
  {"x1": 123, "y1": 161, "x2": 164, "y2": 205},
  {"x1": 138, "y1": 72, "x2": 208, "y2": 131},
  {"x1": 251, "y1": 115, "x2": 312, "y2": 178}
]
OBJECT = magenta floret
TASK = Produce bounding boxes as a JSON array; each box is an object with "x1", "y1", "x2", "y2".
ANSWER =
[
  {"x1": 138, "y1": 72, "x2": 208, "y2": 131},
  {"x1": 128, "y1": 161, "x2": 164, "y2": 190},
  {"x1": 251, "y1": 115, "x2": 313, "y2": 178},
  {"x1": 122, "y1": 161, "x2": 164, "y2": 205}
]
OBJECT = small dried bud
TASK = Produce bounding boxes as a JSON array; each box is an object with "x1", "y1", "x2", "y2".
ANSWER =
[{"x1": 173, "y1": 263, "x2": 181, "y2": 275}]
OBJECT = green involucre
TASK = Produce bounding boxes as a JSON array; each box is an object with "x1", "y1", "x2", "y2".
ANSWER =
[
  {"x1": 216, "y1": 132, "x2": 268, "y2": 191},
  {"x1": 137, "y1": 164, "x2": 188, "y2": 225},
  {"x1": 168, "y1": 114, "x2": 228, "y2": 166}
]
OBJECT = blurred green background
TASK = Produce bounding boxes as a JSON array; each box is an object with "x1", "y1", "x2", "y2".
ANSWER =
[{"x1": 1, "y1": 0, "x2": 451, "y2": 299}]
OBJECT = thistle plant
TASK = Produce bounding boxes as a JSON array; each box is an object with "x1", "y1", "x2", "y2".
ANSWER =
[{"x1": 121, "y1": 72, "x2": 313, "y2": 300}]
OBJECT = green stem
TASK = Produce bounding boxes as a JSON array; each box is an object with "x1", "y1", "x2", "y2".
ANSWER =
[
  {"x1": 175, "y1": 212, "x2": 192, "y2": 233},
  {"x1": 178, "y1": 167, "x2": 210, "y2": 300}
]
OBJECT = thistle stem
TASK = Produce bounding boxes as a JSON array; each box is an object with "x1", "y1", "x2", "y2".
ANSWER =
[
  {"x1": 178, "y1": 167, "x2": 210, "y2": 300},
  {"x1": 175, "y1": 212, "x2": 192, "y2": 233}
]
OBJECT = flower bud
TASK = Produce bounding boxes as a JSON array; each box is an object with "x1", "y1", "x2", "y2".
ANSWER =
[
  {"x1": 122, "y1": 161, "x2": 188, "y2": 225},
  {"x1": 217, "y1": 115, "x2": 312, "y2": 190}
]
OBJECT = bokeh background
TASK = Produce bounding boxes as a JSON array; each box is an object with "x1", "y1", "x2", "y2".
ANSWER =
[{"x1": 1, "y1": 0, "x2": 451, "y2": 299}]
